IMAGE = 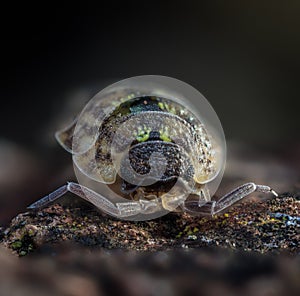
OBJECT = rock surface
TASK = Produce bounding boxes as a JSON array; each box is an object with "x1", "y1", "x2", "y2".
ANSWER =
[{"x1": 1, "y1": 193, "x2": 299, "y2": 256}]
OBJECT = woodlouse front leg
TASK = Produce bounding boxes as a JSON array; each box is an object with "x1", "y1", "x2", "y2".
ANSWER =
[
  {"x1": 182, "y1": 182, "x2": 278, "y2": 216},
  {"x1": 27, "y1": 182, "x2": 156, "y2": 218}
]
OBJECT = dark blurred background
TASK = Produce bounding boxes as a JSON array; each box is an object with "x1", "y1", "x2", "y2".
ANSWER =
[{"x1": 0, "y1": 1, "x2": 299, "y2": 224}]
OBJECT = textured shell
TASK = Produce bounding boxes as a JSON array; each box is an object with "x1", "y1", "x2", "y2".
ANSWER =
[{"x1": 56, "y1": 91, "x2": 219, "y2": 189}]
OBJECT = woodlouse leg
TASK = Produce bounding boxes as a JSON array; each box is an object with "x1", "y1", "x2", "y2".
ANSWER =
[
  {"x1": 116, "y1": 199, "x2": 161, "y2": 216},
  {"x1": 183, "y1": 182, "x2": 278, "y2": 216},
  {"x1": 27, "y1": 182, "x2": 121, "y2": 217},
  {"x1": 27, "y1": 182, "x2": 160, "y2": 218}
]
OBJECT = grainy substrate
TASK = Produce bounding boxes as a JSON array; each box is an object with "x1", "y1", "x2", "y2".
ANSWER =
[
  {"x1": 1, "y1": 193, "x2": 299, "y2": 256},
  {"x1": 0, "y1": 193, "x2": 300, "y2": 295}
]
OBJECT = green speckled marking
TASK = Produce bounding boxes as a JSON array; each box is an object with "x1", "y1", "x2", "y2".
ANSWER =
[
  {"x1": 160, "y1": 132, "x2": 172, "y2": 142},
  {"x1": 136, "y1": 127, "x2": 151, "y2": 142},
  {"x1": 158, "y1": 102, "x2": 165, "y2": 110}
]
